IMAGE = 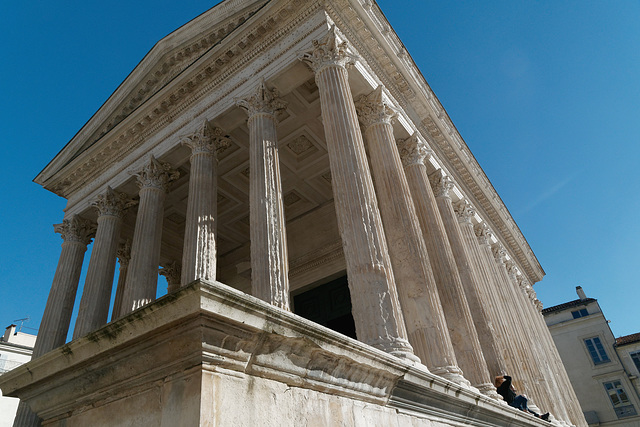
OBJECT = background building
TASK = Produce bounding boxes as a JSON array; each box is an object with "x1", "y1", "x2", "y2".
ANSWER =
[
  {"x1": 543, "y1": 287, "x2": 640, "y2": 426},
  {"x1": 0, "y1": 325, "x2": 35, "y2": 427}
]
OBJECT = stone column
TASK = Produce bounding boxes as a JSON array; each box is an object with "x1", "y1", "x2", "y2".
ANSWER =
[
  {"x1": 388, "y1": 131, "x2": 493, "y2": 391},
  {"x1": 300, "y1": 27, "x2": 416, "y2": 361},
  {"x1": 473, "y1": 224, "x2": 534, "y2": 394},
  {"x1": 180, "y1": 121, "x2": 229, "y2": 286},
  {"x1": 13, "y1": 215, "x2": 94, "y2": 427},
  {"x1": 518, "y1": 275, "x2": 585, "y2": 426},
  {"x1": 74, "y1": 187, "x2": 134, "y2": 338},
  {"x1": 34, "y1": 215, "x2": 94, "y2": 356},
  {"x1": 237, "y1": 80, "x2": 290, "y2": 310},
  {"x1": 121, "y1": 155, "x2": 178, "y2": 315},
  {"x1": 492, "y1": 243, "x2": 560, "y2": 419},
  {"x1": 355, "y1": 88, "x2": 464, "y2": 382},
  {"x1": 453, "y1": 202, "x2": 523, "y2": 384},
  {"x1": 111, "y1": 240, "x2": 131, "y2": 320},
  {"x1": 424, "y1": 168, "x2": 508, "y2": 381},
  {"x1": 160, "y1": 261, "x2": 182, "y2": 293}
]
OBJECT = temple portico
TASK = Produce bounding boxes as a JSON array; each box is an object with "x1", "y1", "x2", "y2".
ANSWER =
[{"x1": 2, "y1": 2, "x2": 587, "y2": 426}]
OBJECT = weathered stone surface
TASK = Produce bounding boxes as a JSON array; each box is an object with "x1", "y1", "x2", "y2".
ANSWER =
[{"x1": 0, "y1": 281, "x2": 552, "y2": 427}]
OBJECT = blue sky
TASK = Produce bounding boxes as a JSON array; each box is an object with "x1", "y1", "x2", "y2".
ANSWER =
[{"x1": 1, "y1": 1, "x2": 638, "y2": 339}]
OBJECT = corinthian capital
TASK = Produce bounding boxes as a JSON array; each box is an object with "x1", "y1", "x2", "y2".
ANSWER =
[
  {"x1": 355, "y1": 86, "x2": 396, "y2": 128},
  {"x1": 473, "y1": 222, "x2": 493, "y2": 246},
  {"x1": 491, "y1": 242, "x2": 507, "y2": 264},
  {"x1": 504, "y1": 259, "x2": 518, "y2": 281},
  {"x1": 428, "y1": 169, "x2": 454, "y2": 198},
  {"x1": 396, "y1": 132, "x2": 431, "y2": 168},
  {"x1": 181, "y1": 120, "x2": 230, "y2": 156},
  {"x1": 159, "y1": 261, "x2": 182, "y2": 292},
  {"x1": 300, "y1": 25, "x2": 358, "y2": 73},
  {"x1": 453, "y1": 199, "x2": 476, "y2": 224},
  {"x1": 134, "y1": 155, "x2": 179, "y2": 192},
  {"x1": 53, "y1": 214, "x2": 94, "y2": 246},
  {"x1": 237, "y1": 79, "x2": 287, "y2": 118},
  {"x1": 91, "y1": 186, "x2": 137, "y2": 218},
  {"x1": 117, "y1": 239, "x2": 132, "y2": 268}
]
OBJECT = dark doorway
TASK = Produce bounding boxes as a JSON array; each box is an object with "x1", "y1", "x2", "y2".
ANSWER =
[{"x1": 293, "y1": 275, "x2": 357, "y2": 339}]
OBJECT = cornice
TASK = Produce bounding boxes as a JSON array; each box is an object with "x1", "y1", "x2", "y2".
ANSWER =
[
  {"x1": 324, "y1": 0, "x2": 543, "y2": 284},
  {"x1": 42, "y1": 0, "x2": 317, "y2": 200},
  {"x1": 35, "y1": 0, "x2": 269, "y2": 189}
]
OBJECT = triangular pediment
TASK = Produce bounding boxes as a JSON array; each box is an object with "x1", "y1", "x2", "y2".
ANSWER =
[{"x1": 36, "y1": 0, "x2": 268, "y2": 185}]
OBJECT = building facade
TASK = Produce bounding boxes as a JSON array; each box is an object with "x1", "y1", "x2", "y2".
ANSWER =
[
  {"x1": 0, "y1": 0, "x2": 586, "y2": 426},
  {"x1": 0, "y1": 325, "x2": 36, "y2": 427},
  {"x1": 543, "y1": 287, "x2": 640, "y2": 426}
]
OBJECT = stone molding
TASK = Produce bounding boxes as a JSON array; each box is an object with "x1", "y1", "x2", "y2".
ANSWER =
[
  {"x1": 133, "y1": 155, "x2": 180, "y2": 192},
  {"x1": 53, "y1": 215, "x2": 94, "y2": 246},
  {"x1": 396, "y1": 132, "x2": 431, "y2": 168},
  {"x1": 354, "y1": 85, "x2": 396, "y2": 128},
  {"x1": 91, "y1": 186, "x2": 137, "y2": 218}
]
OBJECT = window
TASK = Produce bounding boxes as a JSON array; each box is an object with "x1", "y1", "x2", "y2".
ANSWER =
[
  {"x1": 571, "y1": 308, "x2": 589, "y2": 319},
  {"x1": 603, "y1": 380, "x2": 638, "y2": 418},
  {"x1": 631, "y1": 351, "x2": 640, "y2": 374},
  {"x1": 584, "y1": 337, "x2": 610, "y2": 365}
]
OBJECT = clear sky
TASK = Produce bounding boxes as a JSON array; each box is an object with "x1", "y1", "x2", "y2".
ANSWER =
[{"x1": 1, "y1": 1, "x2": 638, "y2": 340}]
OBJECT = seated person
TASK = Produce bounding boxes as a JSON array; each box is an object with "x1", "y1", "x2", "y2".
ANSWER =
[{"x1": 495, "y1": 375, "x2": 549, "y2": 421}]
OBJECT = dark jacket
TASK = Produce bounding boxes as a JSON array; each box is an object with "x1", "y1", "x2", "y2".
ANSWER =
[{"x1": 497, "y1": 376, "x2": 516, "y2": 405}]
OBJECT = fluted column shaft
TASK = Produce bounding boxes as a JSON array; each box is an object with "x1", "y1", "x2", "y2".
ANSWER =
[
  {"x1": 74, "y1": 188, "x2": 132, "y2": 338},
  {"x1": 491, "y1": 247, "x2": 561, "y2": 419},
  {"x1": 356, "y1": 91, "x2": 462, "y2": 379},
  {"x1": 181, "y1": 122, "x2": 226, "y2": 286},
  {"x1": 301, "y1": 28, "x2": 416, "y2": 360},
  {"x1": 238, "y1": 81, "x2": 290, "y2": 310},
  {"x1": 34, "y1": 215, "x2": 93, "y2": 357},
  {"x1": 122, "y1": 156, "x2": 177, "y2": 315},
  {"x1": 111, "y1": 241, "x2": 131, "y2": 320},
  {"x1": 436, "y1": 197, "x2": 508, "y2": 380},
  {"x1": 474, "y1": 231, "x2": 533, "y2": 394},
  {"x1": 15, "y1": 216, "x2": 94, "y2": 427},
  {"x1": 391, "y1": 134, "x2": 491, "y2": 390},
  {"x1": 504, "y1": 262, "x2": 572, "y2": 423},
  {"x1": 403, "y1": 164, "x2": 495, "y2": 393},
  {"x1": 455, "y1": 210, "x2": 524, "y2": 388},
  {"x1": 520, "y1": 281, "x2": 585, "y2": 425}
]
